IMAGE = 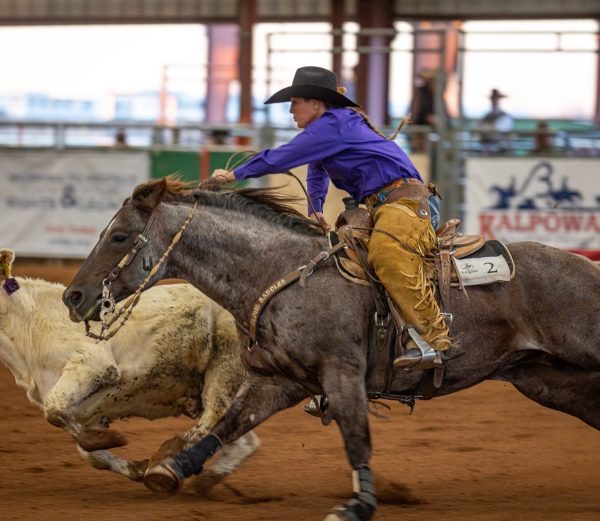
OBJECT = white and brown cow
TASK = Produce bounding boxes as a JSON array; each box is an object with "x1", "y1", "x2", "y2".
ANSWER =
[{"x1": 0, "y1": 249, "x2": 258, "y2": 491}]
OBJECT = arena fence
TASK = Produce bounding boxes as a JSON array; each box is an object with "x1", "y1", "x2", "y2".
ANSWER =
[{"x1": 1, "y1": 120, "x2": 599, "y2": 259}]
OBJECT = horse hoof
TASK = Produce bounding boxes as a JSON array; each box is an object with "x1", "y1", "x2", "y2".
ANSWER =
[
  {"x1": 323, "y1": 514, "x2": 344, "y2": 521},
  {"x1": 144, "y1": 460, "x2": 182, "y2": 495}
]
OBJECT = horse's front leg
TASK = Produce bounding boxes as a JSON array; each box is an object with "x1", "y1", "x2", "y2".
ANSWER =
[
  {"x1": 321, "y1": 367, "x2": 376, "y2": 521},
  {"x1": 143, "y1": 375, "x2": 306, "y2": 494},
  {"x1": 194, "y1": 430, "x2": 260, "y2": 491}
]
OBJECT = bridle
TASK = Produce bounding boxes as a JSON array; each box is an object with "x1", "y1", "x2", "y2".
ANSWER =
[{"x1": 85, "y1": 200, "x2": 198, "y2": 341}]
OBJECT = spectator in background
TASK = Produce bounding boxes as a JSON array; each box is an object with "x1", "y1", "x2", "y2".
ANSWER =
[
  {"x1": 410, "y1": 69, "x2": 448, "y2": 152},
  {"x1": 115, "y1": 127, "x2": 127, "y2": 146},
  {"x1": 534, "y1": 120, "x2": 553, "y2": 154},
  {"x1": 209, "y1": 129, "x2": 231, "y2": 145},
  {"x1": 476, "y1": 88, "x2": 515, "y2": 154}
]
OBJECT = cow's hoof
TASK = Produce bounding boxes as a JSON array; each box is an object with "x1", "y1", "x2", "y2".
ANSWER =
[{"x1": 144, "y1": 459, "x2": 182, "y2": 495}]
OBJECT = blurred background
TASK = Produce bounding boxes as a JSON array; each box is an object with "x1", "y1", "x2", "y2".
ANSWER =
[{"x1": 1, "y1": 0, "x2": 599, "y2": 262}]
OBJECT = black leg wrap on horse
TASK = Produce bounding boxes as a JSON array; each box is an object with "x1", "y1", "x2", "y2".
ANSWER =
[
  {"x1": 332, "y1": 466, "x2": 377, "y2": 520},
  {"x1": 171, "y1": 433, "x2": 222, "y2": 478}
]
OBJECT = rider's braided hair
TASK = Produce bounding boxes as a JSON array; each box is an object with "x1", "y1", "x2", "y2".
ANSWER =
[
  {"x1": 323, "y1": 90, "x2": 402, "y2": 141},
  {"x1": 350, "y1": 107, "x2": 390, "y2": 140}
]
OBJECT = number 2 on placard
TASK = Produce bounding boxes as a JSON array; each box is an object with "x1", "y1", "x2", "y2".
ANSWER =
[{"x1": 484, "y1": 262, "x2": 498, "y2": 274}]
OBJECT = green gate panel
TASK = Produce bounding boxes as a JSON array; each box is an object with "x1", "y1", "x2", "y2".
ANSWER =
[
  {"x1": 150, "y1": 148, "x2": 258, "y2": 187},
  {"x1": 151, "y1": 150, "x2": 199, "y2": 182}
]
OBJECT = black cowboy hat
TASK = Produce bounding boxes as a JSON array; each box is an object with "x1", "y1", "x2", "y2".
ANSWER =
[
  {"x1": 265, "y1": 66, "x2": 359, "y2": 107},
  {"x1": 490, "y1": 88, "x2": 507, "y2": 99}
]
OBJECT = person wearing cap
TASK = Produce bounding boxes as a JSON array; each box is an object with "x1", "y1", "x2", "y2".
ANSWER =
[
  {"x1": 476, "y1": 88, "x2": 515, "y2": 154},
  {"x1": 212, "y1": 66, "x2": 452, "y2": 371}
]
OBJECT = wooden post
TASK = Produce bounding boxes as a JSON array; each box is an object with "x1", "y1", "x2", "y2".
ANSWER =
[
  {"x1": 331, "y1": 0, "x2": 345, "y2": 80},
  {"x1": 355, "y1": 0, "x2": 394, "y2": 127},
  {"x1": 237, "y1": 0, "x2": 257, "y2": 145}
]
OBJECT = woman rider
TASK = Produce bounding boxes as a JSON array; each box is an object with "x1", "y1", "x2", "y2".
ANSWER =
[{"x1": 212, "y1": 66, "x2": 451, "y2": 370}]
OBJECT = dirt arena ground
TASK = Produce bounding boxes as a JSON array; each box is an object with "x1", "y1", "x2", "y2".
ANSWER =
[{"x1": 1, "y1": 260, "x2": 599, "y2": 521}]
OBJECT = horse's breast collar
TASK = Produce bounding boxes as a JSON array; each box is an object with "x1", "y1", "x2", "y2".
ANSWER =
[{"x1": 246, "y1": 240, "x2": 348, "y2": 348}]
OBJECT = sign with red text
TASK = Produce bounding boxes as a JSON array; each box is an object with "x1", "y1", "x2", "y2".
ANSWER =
[
  {"x1": 464, "y1": 158, "x2": 600, "y2": 256},
  {"x1": 0, "y1": 150, "x2": 148, "y2": 258}
]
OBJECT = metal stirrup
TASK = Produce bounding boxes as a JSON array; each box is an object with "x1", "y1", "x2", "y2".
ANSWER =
[{"x1": 404, "y1": 326, "x2": 438, "y2": 364}]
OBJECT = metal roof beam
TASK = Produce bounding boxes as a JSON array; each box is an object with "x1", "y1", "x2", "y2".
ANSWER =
[{"x1": 1, "y1": 0, "x2": 600, "y2": 26}]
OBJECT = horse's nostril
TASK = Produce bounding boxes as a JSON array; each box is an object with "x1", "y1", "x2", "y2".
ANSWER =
[{"x1": 68, "y1": 290, "x2": 83, "y2": 307}]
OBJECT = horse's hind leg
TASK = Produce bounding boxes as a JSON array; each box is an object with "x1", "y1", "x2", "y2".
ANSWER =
[
  {"x1": 501, "y1": 360, "x2": 600, "y2": 430},
  {"x1": 320, "y1": 369, "x2": 377, "y2": 521},
  {"x1": 143, "y1": 375, "x2": 306, "y2": 494}
]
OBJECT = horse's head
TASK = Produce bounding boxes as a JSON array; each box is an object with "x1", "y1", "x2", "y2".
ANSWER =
[{"x1": 63, "y1": 177, "x2": 189, "y2": 323}]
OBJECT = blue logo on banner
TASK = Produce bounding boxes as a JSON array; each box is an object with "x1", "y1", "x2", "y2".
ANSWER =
[{"x1": 489, "y1": 161, "x2": 597, "y2": 210}]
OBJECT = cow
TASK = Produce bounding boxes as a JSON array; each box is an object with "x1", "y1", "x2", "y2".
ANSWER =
[{"x1": 0, "y1": 249, "x2": 259, "y2": 491}]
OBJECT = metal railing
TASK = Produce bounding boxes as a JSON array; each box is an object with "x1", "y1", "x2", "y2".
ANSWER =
[
  {"x1": 0, "y1": 120, "x2": 259, "y2": 149},
  {"x1": 2, "y1": 118, "x2": 599, "y2": 223}
]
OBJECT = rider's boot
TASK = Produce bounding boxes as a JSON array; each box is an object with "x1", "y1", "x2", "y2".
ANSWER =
[{"x1": 393, "y1": 326, "x2": 444, "y2": 370}]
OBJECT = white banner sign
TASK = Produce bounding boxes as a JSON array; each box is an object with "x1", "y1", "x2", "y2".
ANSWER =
[
  {"x1": 0, "y1": 150, "x2": 149, "y2": 257},
  {"x1": 465, "y1": 158, "x2": 600, "y2": 252}
]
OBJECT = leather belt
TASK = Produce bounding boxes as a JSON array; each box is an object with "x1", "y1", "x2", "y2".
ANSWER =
[{"x1": 363, "y1": 177, "x2": 430, "y2": 213}]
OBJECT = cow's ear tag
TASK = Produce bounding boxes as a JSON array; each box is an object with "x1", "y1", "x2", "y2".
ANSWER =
[{"x1": 2, "y1": 261, "x2": 19, "y2": 296}]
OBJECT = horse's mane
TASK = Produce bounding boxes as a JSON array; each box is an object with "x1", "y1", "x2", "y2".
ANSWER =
[
  {"x1": 163, "y1": 177, "x2": 196, "y2": 196},
  {"x1": 135, "y1": 177, "x2": 325, "y2": 237}
]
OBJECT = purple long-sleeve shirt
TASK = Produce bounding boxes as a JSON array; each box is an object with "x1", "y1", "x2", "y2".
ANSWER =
[{"x1": 233, "y1": 108, "x2": 423, "y2": 214}]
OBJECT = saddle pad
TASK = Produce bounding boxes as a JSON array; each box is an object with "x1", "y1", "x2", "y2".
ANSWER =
[{"x1": 453, "y1": 240, "x2": 515, "y2": 286}]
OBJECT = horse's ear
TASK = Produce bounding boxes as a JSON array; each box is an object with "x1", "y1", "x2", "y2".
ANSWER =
[{"x1": 132, "y1": 179, "x2": 167, "y2": 211}]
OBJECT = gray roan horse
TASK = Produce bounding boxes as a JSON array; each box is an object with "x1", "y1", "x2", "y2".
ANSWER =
[{"x1": 64, "y1": 177, "x2": 600, "y2": 521}]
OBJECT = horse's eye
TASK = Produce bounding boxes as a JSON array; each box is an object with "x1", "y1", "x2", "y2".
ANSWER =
[{"x1": 111, "y1": 233, "x2": 129, "y2": 244}]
